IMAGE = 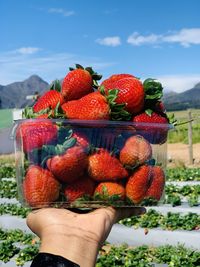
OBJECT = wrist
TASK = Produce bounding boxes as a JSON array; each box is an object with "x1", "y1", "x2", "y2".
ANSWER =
[{"x1": 40, "y1": 229, "x2": 99, "y2": 267}]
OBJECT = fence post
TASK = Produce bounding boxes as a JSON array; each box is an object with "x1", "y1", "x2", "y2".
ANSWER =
[{"x1": 188, "y1": 109, "x2": 193, "y2": 165}]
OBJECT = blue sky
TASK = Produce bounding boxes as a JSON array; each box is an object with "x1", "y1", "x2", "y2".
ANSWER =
[{"x1": 1, "y1": 0, "x2": 200, "y2": 93}]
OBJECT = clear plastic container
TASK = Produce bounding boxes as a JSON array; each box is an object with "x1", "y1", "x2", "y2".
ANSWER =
[{"x1": 13, "y1": 119, "x2": 173, "y2": 209}]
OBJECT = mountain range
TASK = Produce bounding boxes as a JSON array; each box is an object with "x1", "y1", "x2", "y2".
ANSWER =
[{"x1": 0, "y1": 75, "x2": 200, "y2": 111}]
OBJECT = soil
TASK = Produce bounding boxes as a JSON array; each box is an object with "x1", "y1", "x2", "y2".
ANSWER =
[{"x1": 167, "y1": 143, "x2": 200, "y2": 167}]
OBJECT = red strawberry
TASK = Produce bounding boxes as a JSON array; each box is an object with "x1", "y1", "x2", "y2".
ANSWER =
[
  {"x1": 61, "y1": 91, "x2": 110, "y2": 120},
  {"x1": 64, "y1": 175, "x2": 95, "y2": 203},
  {"x1": 100, "y1": 77, "x2": 145, "y2": 115},
  {"x1": 120, "y1": 135, "x2": 152, "y2": 167},
  {"x1": 94, "y1": 182, "x2": 126, "y2": 200},
  {"x1": 101, "y1": 74, "x2": 134, "y2": 89},
  {"x1": 61, "y1": 64, "x2": 102, "y2": 101},
  {"x1": 72, "y1": 131, "x2": 89, "y2": 148},
  {"x1": 145, "y1": 166, "x2": 165, "y2": 201},
  {"x1": 33, "y1": 90, "x2": 64, "y2": 113},
  {"x1": 46, "y1": 145, "x2": 88, "y2": 183},
  {"x1": 23, "y1": 165, "x2": 60, "y2": 207},
  {"x1": 88, "y1": 149, "x2": 128, "y2": 181},
  {"x1": 16, "y1": 120, "x2": 57, "y2": 153},
  {"x1": 126, "y1": 165, "x2": 152, "y2": 204},
  {"x1": 132, "y1": 111, "x2": 169, "y2": 144}
]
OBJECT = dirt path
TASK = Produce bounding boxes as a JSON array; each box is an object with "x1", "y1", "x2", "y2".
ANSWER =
[{"x1": 167, "y1": 143, "x2": 200, "y2": 167}]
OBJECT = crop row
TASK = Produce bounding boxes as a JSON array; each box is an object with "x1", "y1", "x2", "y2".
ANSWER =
[
  {"x1": 165, "y1": 184, "x2": 200, "y2": 207},
  {"x1": 166, "y1": 168, "x2": 200, "y2": 181},
  {"x1": 120, "y1": 209, "x2": 200, "y2": 231},
  {"x1": 1, "y1": 228, "x2": 200, "y2": 267},
  {"x1": 1, "y1": 203, "x2": 200, "y2": 231},
  {"x1": 97, "y1": 243, "x2": 200, "y2": 267},
  {"x1": 0, "y1": 228, "x2": 39, "y2": 266}
]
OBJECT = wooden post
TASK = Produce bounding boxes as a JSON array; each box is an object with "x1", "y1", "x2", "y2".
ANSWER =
[{"x1": 188, "y1": 110, "x2": 193, "y2": 165}]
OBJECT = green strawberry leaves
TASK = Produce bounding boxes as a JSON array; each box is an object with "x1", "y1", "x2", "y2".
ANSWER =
[
  {"x1": 143, "y1": 78, "x2": 163, "y2": 100},
  {"x1": 100, "y1": 86, "x2": 132, "y2": 121},
  {"x1": 49, "y1": 79, "x2": 62, "y2": 92}
]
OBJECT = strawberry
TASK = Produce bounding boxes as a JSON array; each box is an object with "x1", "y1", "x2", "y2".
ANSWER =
[
  {"x1": 100, "y1": 77, "x2": 145, "y2": 115},
  {"x1": 16, "y1": 120, "x2": 57, "y2": 153},
  {"x1": 46, "y1": 145, "x2": 88, "y2": 183},
  {"x1": 23, "y1": 165, "x2": 60, "y2": 207},
  {"x1": 61, "y1": 91, "x2": 110, "y2": 120},
  {"x1": 94, "y1": 182, "x2": 126, "y2": 200},
  {"x1": 33, "y1": 90, "x2": 64, "y2": 113},
  {"x1": 145, "y1": 165, "x2": 165, "y2": 201},
  {"x1": 88, "y1": 149, "x2": 128, "y2": 181},
  {"x1": 120, "y1": 135, "x2": 152, "y2": 167},
  {"x1": 72, "y1": 131, "x2": 90, "y2": 148},
  {"x1": 64, "y1": 175, "x2": 95, "y2": 203},
  {"x1": 126, "y1": 165, "x2": 152, "y2": 204},
  {"x1": 61, "y1": 64, "x2": 102, "y2": 101},
  {"x1": 132, "y1": 110, "x2": 169, "y2": 144},
  {"x1": 101, "y1": 74, "x2": 134, "y2": 89}
]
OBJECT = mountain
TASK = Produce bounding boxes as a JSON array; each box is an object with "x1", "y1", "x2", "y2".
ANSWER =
[
  {"x1": 0, "y1": 75, "x2": 200, "y2": 111},
  {"x1": 0, "y1": 75, "x2": 49, "y2": 109},
  {"x1": 163, "y1": 83, "x2": 200, "y2": 111}
]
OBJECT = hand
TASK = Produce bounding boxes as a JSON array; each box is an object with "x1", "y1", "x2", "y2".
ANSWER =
[{"x1": 27, "y1": 207, "x2": 146, "y2": 267}]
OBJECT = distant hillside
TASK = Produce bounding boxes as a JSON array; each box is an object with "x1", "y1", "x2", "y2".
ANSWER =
[
  {"x1": 0, "y1": 75, "x2": 49, "y2": 109},
  {"x1": 163, "y1": 82, "x2": 200, "y2": 111},
  {"x1": 0, "y1": 75, "x2": 200, "y2": 111}
]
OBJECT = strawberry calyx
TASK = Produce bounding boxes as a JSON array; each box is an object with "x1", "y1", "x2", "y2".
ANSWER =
[
  {"x1": 99, "y1": 86, "x2": 132, "y2": 121},
  {"x1": 69, "y1": 63, "x2": 102, "y2": 89},
  {"x1": 23, "y1": 101, "x2": 65, "y2": 119},
  {"x1": 40, "y1": 135, "x2": 77, "y2": 167},
  {"x1": 49, "y1": 79, "x2": 62, "y2": 92}
]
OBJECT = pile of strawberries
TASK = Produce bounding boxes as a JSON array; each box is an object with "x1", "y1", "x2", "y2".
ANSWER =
[{"x1": 16, "y1": 64, "x2": 170, "y2": 208}]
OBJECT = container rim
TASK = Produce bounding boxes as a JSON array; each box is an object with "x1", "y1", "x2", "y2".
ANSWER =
[{"x1": 13, "y1": 118, "x2": 174, "y2": 130}]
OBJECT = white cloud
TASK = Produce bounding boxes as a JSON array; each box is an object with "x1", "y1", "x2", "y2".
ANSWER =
[
  {"x1": 156, "y1": 74, "x2": 200, "y2": 93},
  {"x1": 48, "y1": 8, "x2": 75, "y2": 17},
  {"x1": 0, "y1": 50, "x2": 116, "y2": 85},
  {"x1": 15, "y1": 47, "x2": 41, "y2": 55},
  {"x1": 127, "y1": 28, "x2": 200, "y2": 47},
  {"x1": 163, "y1": 28, "x2": 200, "y2": 47},
  {"x1": 127, "y1": 32, "x2": 161, "y2": 46},
  {"x1": 96, "y1": 36, "x2": 121, "y2": 47}
]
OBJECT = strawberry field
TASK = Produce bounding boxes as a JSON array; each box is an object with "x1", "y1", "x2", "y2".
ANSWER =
[{"x1": 1, "y1": 159, "x2": 200, "y2": 266}]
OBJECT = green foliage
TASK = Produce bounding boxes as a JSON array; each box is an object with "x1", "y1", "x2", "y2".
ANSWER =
[
  {"x1": 0, "y1": 109, "x2": 13, "y2": 128},
  {"x1": 0, "y1": 163, "x2": 16, "y2": 178},
  {"x1": 0, "y1": 228, "x2": 34, "y2": 244},
  {"x1": 120, "y1": 209, "x2": 200, "y2": 231},
  {"x1": 168, "y1": 121, "x2": 200, "y2": 144},
  {"x1": 97, "y1": 244, "x2": 200, "y2": 267},
  {"x1": 0, "y1": 179, "x2": 17, "y2": 198},
  {"x1": 165, "y1": 183, "x2": 200, "y2": 207},
  {"x1": 166, "y1": 168, "x2": 200, "y2": 181},
  {"x1": 15, "y1": 246, "x2": 39, "y2": 266},
  {"x1": 0, "y1": 203, "x2": 31, "y2": 218},
  {"x1": 0, "y1": 228, "x2": 39, "y2": 265},
  {"x1": 0, "y1": 240, "x2": 20, "y2": 262}
]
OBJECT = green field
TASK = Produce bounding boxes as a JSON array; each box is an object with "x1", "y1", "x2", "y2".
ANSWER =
[
  {"x1": 167, "y1": 109, "x2": 200, "y2": 144},
  {"x1": 0, "y1": 109, "x2": 13, "y2": 129}
]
